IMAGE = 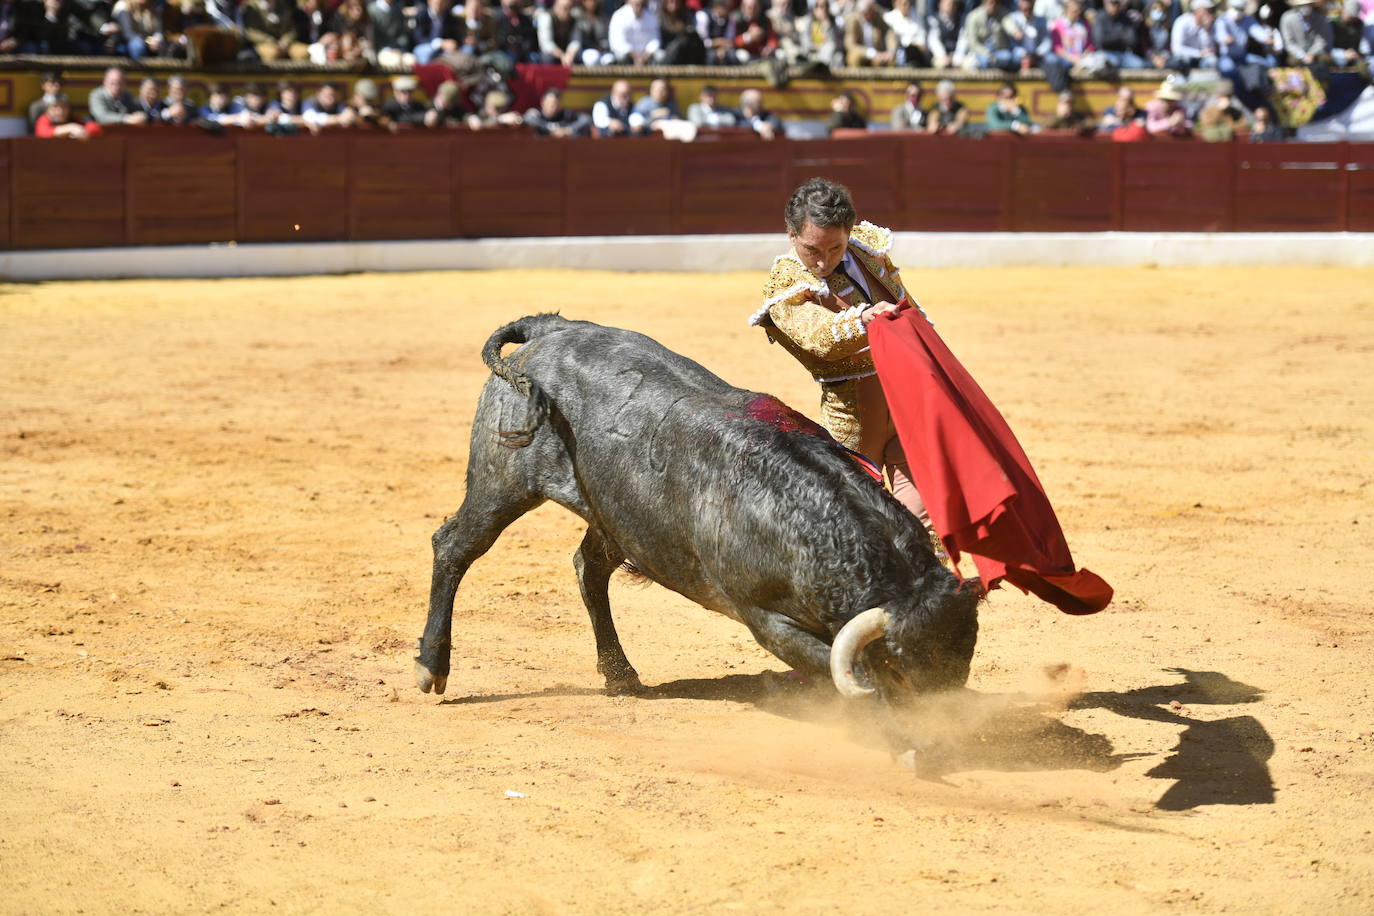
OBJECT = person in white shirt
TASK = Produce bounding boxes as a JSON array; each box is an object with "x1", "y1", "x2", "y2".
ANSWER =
[
  {"x1": 884, "y1": 0, "x2": 930, "y2": 65},
  {"x1": 1002, "y1": 0, "x2": 1051, "y2": 69},
  {"x1": 1170, "y1": 0, "x2": 1221, "y2": 74},
  {"x1": 608, "y1": 0, "x2": 660, "y2": 65}
]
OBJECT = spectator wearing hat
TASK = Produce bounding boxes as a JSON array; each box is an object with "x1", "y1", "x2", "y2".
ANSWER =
[
  {"x1": 889, "y1": 81, "x2": 928, "y2": 130},
  {"x1": 1280, "y1": 0, "x2": 1333, "y2": 82},
  {"x1": 1092, "y1": 0, "x2": 1148, "y2": 69},
  {"x1": 423, "y1": 81, "x2": 464, "y2": 128},
  {"x1": 687, "y1": 84, "x2": 738, "y2": 128},
  {"x1": 467, "y1": 88, "x2": 524, "y2": 130},
  {"x1": 985, "y1": 80, "x2": 1034, "y2": 134},
  {"x1": 384, "y1": 76, "x2": 428, "y2": 125},
  {"x1": 1146, "y1": 80, "x2": 1193, "y2": 137},
  {"x1": 1170, "y1": 0, "x2": 1221, "y2": 73},
  {"x1": 524, "y1": 87, "x2": 591, "y2": 137},
  {"x1": 347, "y1": 78, "x2": 384, "y2": 125},
  {"x1": 927, "y1": 78, "x2": 969, "y2": 135},
  {"x1": 88, "y1": 66, "x2": 147, "y2": 126},
  {"x1": 1002, "y1": 0, "x2": 1052, "y2": 72}
]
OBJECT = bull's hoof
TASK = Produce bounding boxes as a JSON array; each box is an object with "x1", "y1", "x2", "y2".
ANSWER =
[
  {"x1": 895, "y1": 743, "x2": 953, "y2": 781},
  {"x1": 604, "y1": 672, "x2": 644, "y2": 696},
  {"x1": 414, "y1": 660, "x2": 448, "y2": 695}
]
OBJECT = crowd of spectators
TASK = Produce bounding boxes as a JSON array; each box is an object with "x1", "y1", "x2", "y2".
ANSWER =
[
  {"x1": 31, "y1": 63, "x2": 1304, "y2": 141},
  {"x1": 2, "y1": 0, "x2": 1369, "y2": 87}
]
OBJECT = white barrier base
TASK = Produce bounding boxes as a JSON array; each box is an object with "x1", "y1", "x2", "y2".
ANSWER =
[{"x1": 2, "y1": 232, "x2": 1372, "y2": 281}]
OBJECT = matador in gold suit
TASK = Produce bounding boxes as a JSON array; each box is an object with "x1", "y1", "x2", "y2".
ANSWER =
[{"x1": 750, "y1": 180, "x2": 934, "y2": 532}]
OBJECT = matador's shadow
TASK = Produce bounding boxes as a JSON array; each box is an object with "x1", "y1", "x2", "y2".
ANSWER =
[{"x1": 1070, "y1": 667, "x2": 1275, "y2": 810}]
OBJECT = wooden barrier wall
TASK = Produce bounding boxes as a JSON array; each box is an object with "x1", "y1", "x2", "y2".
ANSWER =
[{"x1": 3, "y1": 133, "x2": 1371, "y2": 251}]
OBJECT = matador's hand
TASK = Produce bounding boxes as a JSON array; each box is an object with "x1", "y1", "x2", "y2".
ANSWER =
[{"x1": 860, "y1": 303, "x2": 900, "y2": 325}]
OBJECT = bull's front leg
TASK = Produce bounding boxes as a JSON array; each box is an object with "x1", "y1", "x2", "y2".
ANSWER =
[{"x1": 740, "y1": 609, "x2": 835, "y2": 686}]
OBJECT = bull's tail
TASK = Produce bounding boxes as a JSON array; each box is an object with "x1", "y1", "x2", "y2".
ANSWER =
[{"x1": 481, "y1": 313, "x2": 570, "y2": 449}]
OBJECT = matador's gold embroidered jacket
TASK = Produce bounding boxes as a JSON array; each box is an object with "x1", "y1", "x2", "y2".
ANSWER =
[{"x1": 749, "y1": 221, "x2": 907, "y2": 450}]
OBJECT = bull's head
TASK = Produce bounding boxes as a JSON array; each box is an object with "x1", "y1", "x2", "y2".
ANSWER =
[{"x1": 829, "y1": 582, "x2": 981, "y2": 702}]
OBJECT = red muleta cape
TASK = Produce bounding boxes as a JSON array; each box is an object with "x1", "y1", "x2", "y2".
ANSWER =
[{"x1": 867, "y1": 303, "x2": 1113, "y2": 615}]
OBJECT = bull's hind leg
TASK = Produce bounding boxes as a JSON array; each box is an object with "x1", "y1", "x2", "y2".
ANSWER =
[
  {"x1": 416, "y1": 490, "x2": 541, "y2": 695},
  {"x1": 574, "y1": 527, "x2": 643, "y2": 695}
]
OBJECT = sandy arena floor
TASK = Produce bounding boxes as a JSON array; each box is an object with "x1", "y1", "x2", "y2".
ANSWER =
[{"x1": 1, "y1": 265, "x2": 1372, "y2": 914}]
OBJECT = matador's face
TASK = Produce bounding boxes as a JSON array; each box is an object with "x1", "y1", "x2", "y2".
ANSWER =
[{"x1": 789, "y1": 221, "x2": 849, "y2": 279}]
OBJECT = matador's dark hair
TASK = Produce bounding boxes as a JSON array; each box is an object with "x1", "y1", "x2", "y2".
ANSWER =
[{"x1": 784, "y1": 177, "x2": 857, "y2": 235}]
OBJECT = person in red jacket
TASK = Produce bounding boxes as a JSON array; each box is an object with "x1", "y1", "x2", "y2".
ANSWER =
[{"x1": 33, "y1": 97, "x2": 100, "y2": 139}]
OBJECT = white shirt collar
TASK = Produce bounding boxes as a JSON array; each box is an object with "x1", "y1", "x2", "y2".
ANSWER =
[{"x1": 840, "y1": 250, "x2": 872, "y2": 301}]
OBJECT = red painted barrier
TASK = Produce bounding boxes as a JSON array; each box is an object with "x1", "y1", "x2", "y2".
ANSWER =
[
  {"x1": 0, "y1": 140, "x2": 11, "y2": 252},
  {"x1": 3, "y1": 132, "x2": 1367, "y2": 252},
  {"x1": 12, "y1": 137, "x2": 125, "y2": 249},
  {"x1": 1347, "y1": 143, "x2": 1374, "y2": 233},
  {"x1": 126, "y1": 136, "x2": 237, "y2": 246}
]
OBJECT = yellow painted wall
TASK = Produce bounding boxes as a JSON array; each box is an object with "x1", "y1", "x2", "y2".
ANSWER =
[{"x1": 3, "y1": 65, "x2": 1161, "y2": 127}]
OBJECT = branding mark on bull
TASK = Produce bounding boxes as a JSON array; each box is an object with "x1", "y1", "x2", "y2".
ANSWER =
[{"x1": 609, "y1": 368, "x2": 646, "y2": 440}]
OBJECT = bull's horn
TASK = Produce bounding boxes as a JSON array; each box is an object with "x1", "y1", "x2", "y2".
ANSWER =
[{"x1": 830, "y1": 607, "x2": 889, "y2": 699}]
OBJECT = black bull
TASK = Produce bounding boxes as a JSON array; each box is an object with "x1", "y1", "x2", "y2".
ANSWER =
[{"x1": 415, "y1": 314, "x2": 980, "y2": 707}]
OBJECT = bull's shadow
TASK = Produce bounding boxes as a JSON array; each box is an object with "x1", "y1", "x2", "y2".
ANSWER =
[
  {"x1": 437, "y1": 667, "x2": 1275, "y2": 809},
  {"x1": 648, "y1": 666, "x2": 1276, "y2": 807},
  {"x1": 643, "y1": 673, "x2": 1141, "y2": 778}
]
